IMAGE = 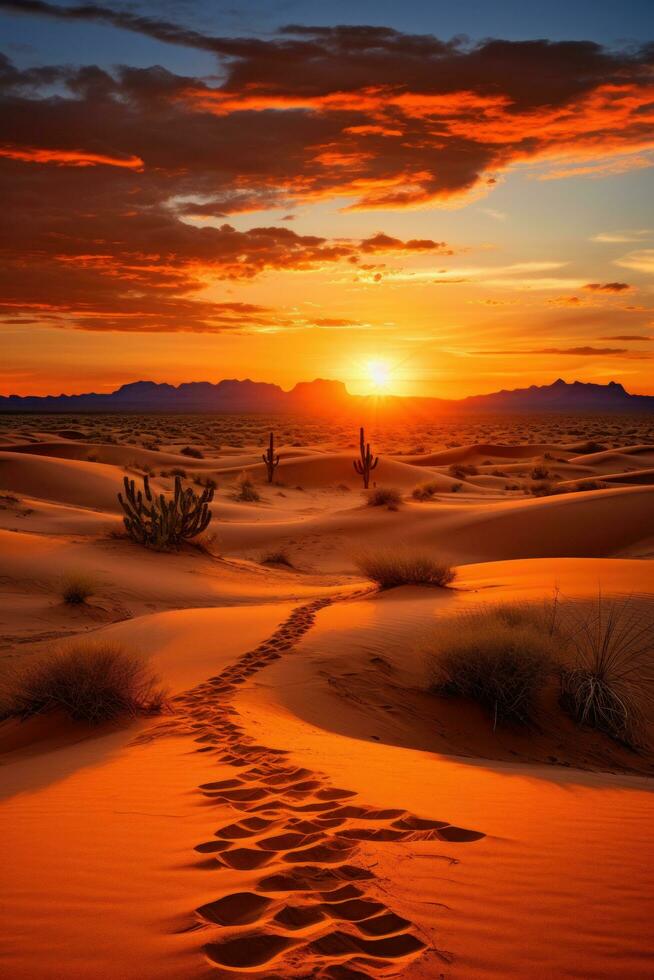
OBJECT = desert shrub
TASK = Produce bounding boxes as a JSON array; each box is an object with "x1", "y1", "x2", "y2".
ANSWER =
[
  {"x1": 449, "y1": 463, "x2": 478, "y2": 480},
  {"x1": 356, "y1": 548, "x2": 455, "y2": 589},
  {"x1": 559, "y1": 596, "x2": 653, "y2": 747},
  {"x1": 235, "y1": 472, "x2": 261, "y2": 502},
  {"x1": 194, "y1": 476, "x2": 217, "y2": 490},
  {"x1": 531, "y1": 465, "x2": 550, "y2": 480},
  {"x1": 60, "y1": 571, "x2": 96, "y2": 605},
  {"x1": 3, "y1": 643, "x2": 166, "y2": 724},
  {"x1": 366, "y1": 487, "x2": 402, "y2": 509},
  {"x1": 451, "y1": 481, "x2": 463, "y2": 493},
  {"x1": 429, "y1": 604, "x2": 559, "y2": 727},
  {"x1": 574, "y1": 479, "x2": 604, "y2": 492},
  {"x1": 180, "y1": 446, "x2": 204, "y2": 459},
  {"x1": 412, "y1": 482, "x2": 439, "y2": 501},
  {"x1": 261, "y1": 549, "x2": 293, "y2": 567},
  {"x1": 575, "y1": 441, "x2": 606, "y2": 455}
]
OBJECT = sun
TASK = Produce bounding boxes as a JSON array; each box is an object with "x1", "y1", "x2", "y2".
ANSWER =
[{"x1": 367, "y1": 359, "x2": 391, "y2": 390}]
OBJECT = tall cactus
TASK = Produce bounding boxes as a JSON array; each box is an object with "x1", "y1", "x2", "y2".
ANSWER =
[
  {"x1": 262, "y1": 431, "x2": 280, "y2": 483},
  {"x1": 353, "y1": 425, "x2": 379, "y2": 488},
  {"x1": 118, "y1": 474, "x2": 213, "y2": 550}
]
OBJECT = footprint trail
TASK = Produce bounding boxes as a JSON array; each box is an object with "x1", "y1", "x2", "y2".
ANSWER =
[{"x1": 142, "y1": 597, "x2": 485, "y2": 977}]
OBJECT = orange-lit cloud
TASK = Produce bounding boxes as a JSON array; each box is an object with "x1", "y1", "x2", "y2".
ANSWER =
[
  {"x1": 0, "y1": 145, "x2": 144, "y2": 169},
  {"x1": 583, "y1": 282, "x2": 631, "y2": 292}
]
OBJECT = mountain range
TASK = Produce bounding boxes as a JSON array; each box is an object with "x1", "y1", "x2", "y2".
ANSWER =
[{"x1": 1, "y1": 378, "x2": 653, "y2": 414}]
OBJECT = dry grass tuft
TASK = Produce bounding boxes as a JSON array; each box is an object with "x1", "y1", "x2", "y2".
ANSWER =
[
  {"x1": 261, "y1": 549, "x2": 293, "y2": 567},
  {"x1": 60, "y1": 571, "x2": 96, "y2": 605},
  {"x1": 412, "y1": 481, "x2": 439, "y2": 501},
  {"x1": 560, "y1": 595, "x2": 654, "y2": 747},
  {"x1": 235, "y1": 471, "x2": 260, "y2": 502},
  {"x1": 356, "y1": 548, "x2": 455, "y2": 589},
  {"x1": 366, "y1": 487, "x2": 402, "y2": 509},
  {"x1": 428, "y1": 603, "x2": 560, "y2": 727},
  {"x1": 2, "y1": 643, "x2": 166, "y2": 724}
]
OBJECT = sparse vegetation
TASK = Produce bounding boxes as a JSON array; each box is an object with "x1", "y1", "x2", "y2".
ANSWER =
[
  {"x1": 353, "y1": 426, "x2": 379, "y2": 488},
  {"x1": 235, "y1": 471, "x2": 261, "y2": 502},
  {"x1": 575, "y1": 441, "x2": 607, "y2": 455},
  {"x1": 531, "y1": 465, "x2": 550, "y2": 480},
  {"x1": 262, "y1": 431, "x2": 280, "y2": 483},
  {"x1": 449, "y1": 463, "x2": 478, "y2": 480},
  {"x1": 356, "y1": 548, "x2": 455, "y2": 589},
  {"x1": 118, "y1": 474, "x2": 213, "y2": 550},
  {"x1": 428, "y1": 603, "x2": 560, "y2": 727},
  {"x1": 60, "y1": 571, "x2": 96, "y2": 605},
  {"x1": 574, "y1": 479, "x2": 604, "y2": 492},
  {"x1": 412, "y1": 481, "x2": 439, "y2": 501},
  {"x1": 366, "y1": 487, "x2": 402, "y2": 509},
  {"x1": 180, "y1": 445, "x2": 204, "y2": 458},
  {"x1": 2, "y1": 643, "x2": 166, "y2": 724},
  {"x1": 261, "y1": 549, "x2": 293, "y2": 567},
  {"x1": 559, "y1": 596, "x2": 653, "y2": 747}
]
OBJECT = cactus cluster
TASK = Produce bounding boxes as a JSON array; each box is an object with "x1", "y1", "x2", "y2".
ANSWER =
[
  {"x1": 353, "y1": 426, "x2": 379, "y2": 488},
  {"x1": 118, "y1": 474, "x2": 213, "y2": 550},
  {"x1": 262, "y1": 430, "x2": 280, "y2": 483}
]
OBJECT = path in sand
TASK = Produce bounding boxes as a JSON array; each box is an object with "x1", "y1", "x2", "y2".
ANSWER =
[{"x1": 143, "y1": 596, "x2": 485, "y2": 978}]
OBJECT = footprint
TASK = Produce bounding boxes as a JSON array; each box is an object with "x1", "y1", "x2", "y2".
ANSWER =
[
  {"x1": 196, "y1": 892, "x2": 272, "y2": 926},
  {"x1": 355, "y1": 912, "x2": 411, "y2": 936},
  {"x1": 437, "y1": 825, "x2": 486, "y2": 843},
  {"x1": 204, "y1": 933, "x2": 295, "y2": 969},
  {"x1": 273, "y1": 904, "x2": 326, "y2": 930},
  {"x1": 219, "y1": 847, "x2": 275, "y2": 871}
]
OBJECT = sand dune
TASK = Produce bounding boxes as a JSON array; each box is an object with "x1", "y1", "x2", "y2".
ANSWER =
[{"x1": 1, "y1": 417, "x2": 653, "y2": 978}]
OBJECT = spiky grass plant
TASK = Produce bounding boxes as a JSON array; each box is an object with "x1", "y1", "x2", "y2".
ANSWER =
[
  {"x1": 428, "y1": 602, "x2": 560, "y2": 728},
  {"x1": 366, "y1": 487, "x2": 402, "y2": 509},
  {"x1": 60, "y1": 571, "x2": 96, "y2": 605},
  {"x1": 3, "y1": 643, "x2": 166, "y2": 724},
  {"x1": 560, "y1": 595, "x2": 653, "y2": 747},
  {"x1": 356, "y1": 547, "x2": 455, "y2": 589}
]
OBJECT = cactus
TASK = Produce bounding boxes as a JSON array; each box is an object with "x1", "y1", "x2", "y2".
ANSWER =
[
  {"x1": 353, "y1": 426, "x2": 379, "y2": 488},
  {"x1": 118, "y1": 474, "x2": 213, "y2": 551},
  {"x1": 262, "y1": 431, "x2": 280, "y2": 483}
]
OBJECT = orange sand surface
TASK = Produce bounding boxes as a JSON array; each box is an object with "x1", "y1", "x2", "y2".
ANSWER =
[{"x1": 1, "y1": 417, "x2": 653, "y2": 978}]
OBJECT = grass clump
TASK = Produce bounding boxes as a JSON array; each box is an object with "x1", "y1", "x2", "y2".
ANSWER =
[
  {"x1": 366, "y1": 487, "x2": 402, "y2": 509},
  {"x1": 180, "y1": 446, "x2": 204, "y2": 459},
  {"x1": 261, "y1": 549, "x2": 293, "y2": 567},
  {"x1": 60, "y1": 571, "x2": 96, "y2": 605},
  {"x1": 412, "y1": 481, "x2": 439, "y2": 501},
  {"x1": 449, "y1": 463, "x2": 478, "y2": 480},
  {"x1": 559, "y1": 596, "x2": 653, "y2": 747},
  {"x1": 356, "y1": 548, "x2": 455, "y2": 590},
  {"x1": 429, "y1": 603, "x2": 559, "y2": 727},
  {"x1": 235, "y1": 471, "x2": 260, "y2": 502},
  {"x1": 3, "y1": 643, "x2": 166, "y2": 724}
]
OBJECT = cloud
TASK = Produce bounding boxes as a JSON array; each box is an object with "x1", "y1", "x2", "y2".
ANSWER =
[
  {"x1": 591, "y1": 229, "x2": 652, "y2": 243},
  {"x1": 601, "y1": 334, "x2": 653, "y2": 341},
  {"x1": 615, "y1": 250, "x2": 654, "y2": 274},
  {"x1": 583, "y1": 281, "x2": 631, "y2": 292},
  {"x1": 534, "y1": 346, "x2": 630, "y2": 355},
  {"x1": 1, "y1": 15, "x2": 653, "y2": 333}
]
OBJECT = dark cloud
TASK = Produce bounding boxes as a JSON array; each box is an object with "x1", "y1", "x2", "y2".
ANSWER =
[
  {"x1": 583, "y1": 282, "x2": 632, "y2": 292},
  {"x1": 0, "y1": 10, "x2": 653, "y2": 331}
]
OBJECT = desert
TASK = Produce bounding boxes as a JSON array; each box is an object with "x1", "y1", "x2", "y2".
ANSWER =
[
  {"x1": 3, "y1": 1, "x2": 654, "y2": 975},
  {"x1": 1, "y1": 410, "x2": 653, "y2": 979}
]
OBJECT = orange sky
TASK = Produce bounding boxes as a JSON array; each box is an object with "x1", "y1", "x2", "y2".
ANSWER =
[{"x1": 1, "y1": 9, "x2": 653, "y2": 398}]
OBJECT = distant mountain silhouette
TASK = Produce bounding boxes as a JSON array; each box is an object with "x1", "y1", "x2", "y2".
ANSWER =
[{"x1": 1, "y1": 377, "x2": 652, "y2": 413}]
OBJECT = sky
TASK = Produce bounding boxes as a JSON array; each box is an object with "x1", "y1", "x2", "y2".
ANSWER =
[{"x1": 1, "y1": 0, "x2": 653, "y2": 398}]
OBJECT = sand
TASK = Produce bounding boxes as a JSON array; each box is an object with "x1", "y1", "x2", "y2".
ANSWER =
[{"x1": 0, "y1": 414, "x2": 653, "y2": 978}]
